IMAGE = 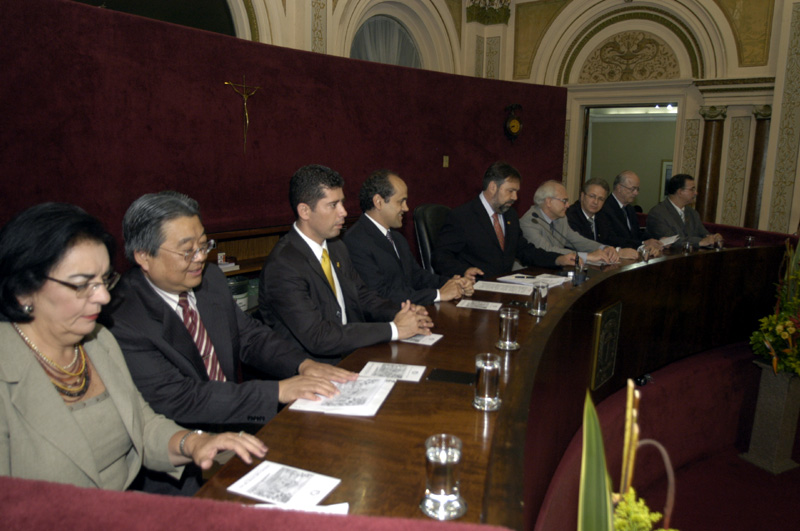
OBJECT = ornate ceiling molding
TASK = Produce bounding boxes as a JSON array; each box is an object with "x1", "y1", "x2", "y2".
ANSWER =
[{"x1": 559, "y1": 6, "x2": 704, "y2": 85}]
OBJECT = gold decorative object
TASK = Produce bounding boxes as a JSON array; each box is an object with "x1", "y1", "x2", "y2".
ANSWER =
[
  {"x1": 224, "y1": 76, "x2": 260, "y2": 153},
  {"x1": 590, "y1": 300, "x2": 621, "y2": 390}
]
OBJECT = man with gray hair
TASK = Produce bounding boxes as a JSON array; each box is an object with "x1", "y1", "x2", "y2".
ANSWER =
[
  {"x1": 519, "y1": 180, "x2": 626, "y2": 263},
  {"x1": 107, "y1": 191, "x2": 354, "y2": 443},
  {"x1": 597, "y1": 170, "x2": 663, "y2": 255}
]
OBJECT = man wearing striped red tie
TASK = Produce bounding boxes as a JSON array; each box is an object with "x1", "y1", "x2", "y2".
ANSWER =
[{"x1": 106, "y1": 191, "x2": 355, "y2": 494}]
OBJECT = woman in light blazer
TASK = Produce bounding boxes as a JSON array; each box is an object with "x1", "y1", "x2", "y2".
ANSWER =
[{"x1": 0, "y1": 203, "x2": 266, "y2": 490}]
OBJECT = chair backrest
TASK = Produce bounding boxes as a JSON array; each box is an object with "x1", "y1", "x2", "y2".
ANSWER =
[{"x1": 413, "y1": 203, "x2": 451, "y2": 274}]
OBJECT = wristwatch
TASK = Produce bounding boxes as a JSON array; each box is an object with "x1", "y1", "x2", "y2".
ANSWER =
[{"x1": 179, "y1": 429, "x2": 204, "y2": 458}]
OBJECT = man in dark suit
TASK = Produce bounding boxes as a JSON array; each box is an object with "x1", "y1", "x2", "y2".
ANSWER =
[
  {"x1": 432, "y1": 161, "x2": 575, "y2": 279},
  {"x1": 107, "y1": 192, "x2": 353, "y2": 441},
  {"x1": 647, "y1": 173, "x2": 723, "y2": 248},
  {"x1": 259, "y1": 165, "x2": 433, "y2": 364},
  {"x1": 343, "y1": 170, "x2": 475, "y2": 305},
  {"x1": 597, "y1": 170, "x2": 663, "y2": 255},
  {"x1": 107, "y1": 192, "x2": 354, "y2": 494},
  {"x1": 566, "y1": 178, "x2": 612, "y2": 242}
]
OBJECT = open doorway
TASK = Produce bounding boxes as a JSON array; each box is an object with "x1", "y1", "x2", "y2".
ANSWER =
[{"x1": 583, "y1": 105, "x2": 678, "y2": 213}]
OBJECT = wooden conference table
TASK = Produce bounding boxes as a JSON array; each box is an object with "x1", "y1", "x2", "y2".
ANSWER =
[{"x1": 196, "y1": 244, "x2": 783, "y2": 529}]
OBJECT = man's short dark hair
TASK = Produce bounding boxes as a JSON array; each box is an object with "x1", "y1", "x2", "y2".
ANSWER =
[
  {"x1": 0, "y1": 203, "x2": 115, "y2": 322},
  {"x1": 289, "y1": 164, "x2": 345, "y2": 217},
  {"x1": 666, "y1": 174, "x2": 694, "y2": 195},
  {"x1": 123, "y1": 191, "x2": 200, "y2": 263},
  {"x1": 583, "y1": 178, "x2": 610, "y2": 195},
  {"x1": 359, "y1": 170, "x2": 397, "y2": 213},
  {"x1": 482, "y1": 161, "x2": 520, "y2": 191}
]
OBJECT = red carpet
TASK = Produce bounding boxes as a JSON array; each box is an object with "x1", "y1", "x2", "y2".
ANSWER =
[{"x1": 639, "y1": 446, "x2": 800, "y2": 530}]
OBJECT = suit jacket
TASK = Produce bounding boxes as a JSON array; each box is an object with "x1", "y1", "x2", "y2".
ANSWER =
[
  {"x1": 597, "y1": 195, "x2": 650, "y2": 248},
  {"x1": 432, "y1": 196, "x2": 561, "y2": 278},
  {"x1": 566, "y1": 202, "x2": 609, "y2": 242},
  {"x1": 259, "y1": 228, "x2": 399, "y2": 363},
  {"x1": 106, "y1": 264, "x2": 306, "y2": 430},
  {"x1": 0, "y1": 323, "x2": 181, "y2": 489},
  {"x1": 646, "y1": 198, "x2": 709, "y2": 246},
  {"x1": 343, "y1": 214, "x2": 449, "y2": 305},
  {"x1": 519, "y1": 205, "x2": 602, "y2": 254}
]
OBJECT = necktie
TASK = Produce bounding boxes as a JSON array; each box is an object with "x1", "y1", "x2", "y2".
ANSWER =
[
  {"x1": 385, "y1": 230, "x2": 399, "y2": 258},
  {"x1": 321, "y1": 248, "x2": 337, "y2": 296},
  {"x1": 178, "y1": 292, "x2": 226, "y2": 382},
  {"x1": 492, "y1": 212, "x2": 505, "y2": 250},
  {"x1": 679, "y1": 209, "x2": 686, "y2": 223},
  {"x1": 589, "y1": 217, "x2": 596, "y2": 240}
]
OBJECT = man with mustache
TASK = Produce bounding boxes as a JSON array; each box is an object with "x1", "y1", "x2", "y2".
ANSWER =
[{"x1": 433, "y1": 161, "x2": 575, "y2": 279}]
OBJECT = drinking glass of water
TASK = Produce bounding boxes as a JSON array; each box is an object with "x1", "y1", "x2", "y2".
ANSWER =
[
  {"x1": 420, "y1": 434, "x2": 467, "y2": 520},
  {"x1": 473, "y1": 353, "x2": 502, "y2": 411},
  {"x1": 496, "y1": 307, "x2": 520, "y2": 350}
]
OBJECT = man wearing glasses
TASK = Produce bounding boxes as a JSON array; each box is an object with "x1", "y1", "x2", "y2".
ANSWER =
[
  {"x1": 647, "y1": 174, "x2": 723, "y2": 248},
  {"x1": 105, "y1": 191, "x2": 354, "y2": 493},
  {"x1": 519, "y1": 180, "x2": 629, "y2": 263},
  {"x1": 566, "y1": 178, "x2": 611, "y2": 241},
  {"x1": 597, "y1": 170, "x2": 663, "y2": 255}
]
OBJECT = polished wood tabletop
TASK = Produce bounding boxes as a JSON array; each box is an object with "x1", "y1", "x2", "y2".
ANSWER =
[
  {"x1": 196, "y1": 269, "x2": 566, "y2": 521},
  {"x1": 196, "y1": 245, "x2": 784, "y2": 529}
]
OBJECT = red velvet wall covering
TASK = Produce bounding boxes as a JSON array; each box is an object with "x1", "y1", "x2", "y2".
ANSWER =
[{"x1": 1, "y1": 0, "x2": 566, "y2": 259}]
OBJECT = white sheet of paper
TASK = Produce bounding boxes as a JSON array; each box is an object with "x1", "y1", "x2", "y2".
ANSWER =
[
  {"x1": 289, "y1": 377, "x2": 394, "y2": 416},
  {"x1": 497, "y1": 274, "x2": 570, "y2": 288},
  {"x1": 254, "y1": 502, "x2": 350, "y2": 515},
  {"x1": 660, "y1": 235, "x2": 679, "y2": 247},
  {"x1": 456, "y1": 299, "x2": 503, "y2": 311},
  {"x1": 474, "y1": 280, "x2": 534, "y2": 296},
  {"x1": 400, "y1": 333, "x2": 443, "y2": 346},
  {"x1": 530, "y1": 274, "x2": 572, "y2": 288},
  {"x1": 227, "y1": 461, "x2": 340, "y2": 506},
  {"x1": 359, "y1": 361, "x2": 426, "y2": 382}
]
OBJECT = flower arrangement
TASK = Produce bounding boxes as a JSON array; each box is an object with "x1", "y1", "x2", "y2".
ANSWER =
[
  {"x1": 579, "y1": 386, "x2": 678, "y2": 531},
  {"x1": 750, "y1": 241, "x2": 800, "y2": 377}
]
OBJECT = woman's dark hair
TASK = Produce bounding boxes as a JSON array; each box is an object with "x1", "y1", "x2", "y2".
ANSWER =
[{"x1": 0, "y1": 203, "x2": 115, "y2": 322}]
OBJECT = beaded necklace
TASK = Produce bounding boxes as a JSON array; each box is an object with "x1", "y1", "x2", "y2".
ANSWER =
[{"x1": 12, "y1": 323, "x2": 91, "y2": 401}]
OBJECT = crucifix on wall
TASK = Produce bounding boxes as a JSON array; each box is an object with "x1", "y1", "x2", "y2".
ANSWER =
[{"x1": 224, "y1": 76, "x2": 260, "y2": 153}]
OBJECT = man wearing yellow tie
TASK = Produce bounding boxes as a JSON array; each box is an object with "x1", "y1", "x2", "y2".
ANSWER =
[{"x1": 259, "y1": 164, "x2": 434, "y2": 364}]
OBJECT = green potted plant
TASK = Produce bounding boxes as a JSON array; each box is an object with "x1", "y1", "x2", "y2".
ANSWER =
[{"x1": 743, "y1": 240, "x2": 800, "y2": 473}]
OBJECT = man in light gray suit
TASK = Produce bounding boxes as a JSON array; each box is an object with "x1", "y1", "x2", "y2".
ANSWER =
[
  {"x1": 520, "y1": 181, "x2": 638, "y2": 263},
  {"x1": 646, "y1": 174, "x2": 723, "y2": 248}
]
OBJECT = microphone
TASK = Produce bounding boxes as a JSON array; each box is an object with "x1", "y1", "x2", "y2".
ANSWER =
[
  {"x1": 531, "y1": 211, "x2": 586, "y2": 284},
  {"x1": 531, "y1": 211, "x2": 574, "y2": 250}
]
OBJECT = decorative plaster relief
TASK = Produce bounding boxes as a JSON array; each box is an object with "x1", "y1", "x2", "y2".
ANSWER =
[
  {"x1": 578, "y1": 31, "x2": 679, "y2": 83},
  {"x1": 721, "y1": 116, "x2": 752, "y2": 225},
  {"x1": 513, "y1": 0, "x2": 569, "y2": 80},
  {"x1": 753, "y1": 105, "x2": 772, "y2": 120},
  {"x1": 681, "y1": 119, "x2": 700, "y2": 175},
  {"x1": 476, "y1": 36, "x2": 485, "y2": 77},
  {"x1": 700, "y1": 106, "x2": 728, "y2": 121},
  {"x1": 715, "y1": 0, "x2": 774, "y2": 66},
  {"x1": 312, "y1": 0, "x2": 326, "y2": 54},
  {"x1": 560, "y1": 7, "x2": 703, "y2": 85},
  {"x1": 467, "y1": 0, "x2": 511, "y2": 25},
  {"x1": 486, "y1": 36, "x2": 501, "y2": 80},
  {"x1": 768, "y1": 4, "x2": 800, "y2": 232}
]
